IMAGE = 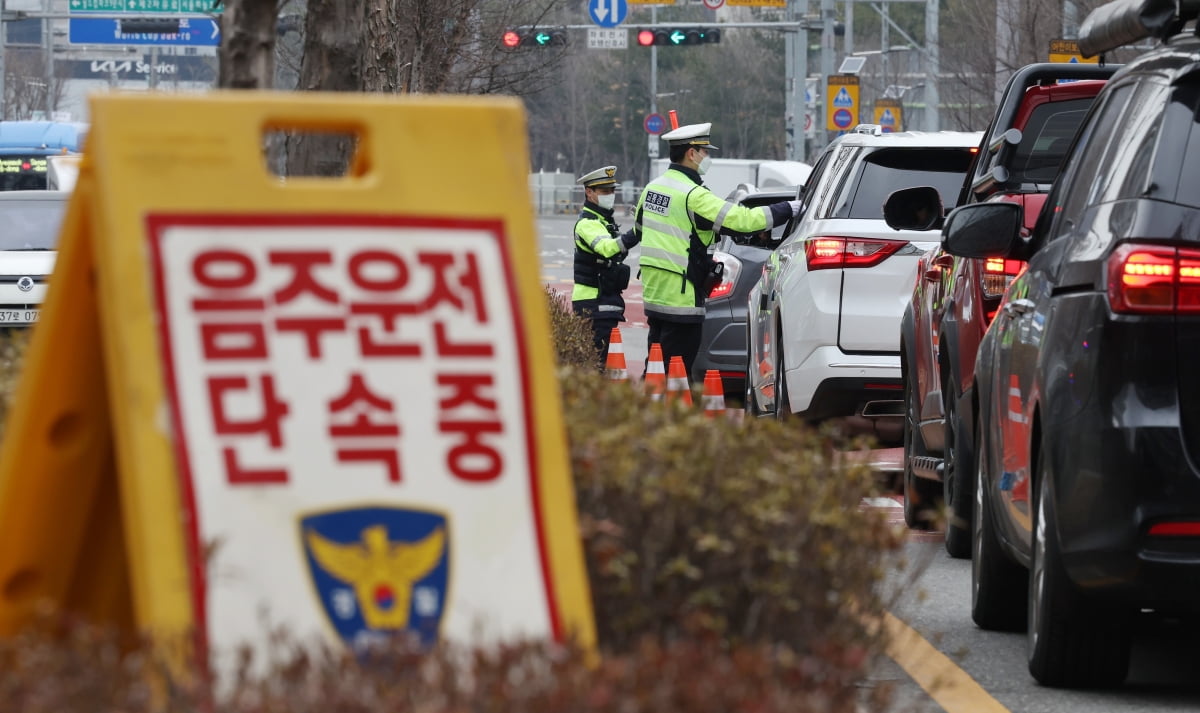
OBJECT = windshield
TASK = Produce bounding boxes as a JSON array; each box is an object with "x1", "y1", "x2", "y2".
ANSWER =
[
  {"x1": 0, "y1": 197, "x2": 67, "y2": 250},
  {"x1": 835, "y1": 148, "x2": 974, "y2": 220}
]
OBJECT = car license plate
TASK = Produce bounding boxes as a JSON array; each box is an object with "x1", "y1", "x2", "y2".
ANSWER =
[{"x1": 0, "y1": 309, "x2": 39, "y2": 324}]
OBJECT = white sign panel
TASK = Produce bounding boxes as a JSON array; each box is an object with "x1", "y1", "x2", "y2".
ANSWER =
[
  {"x1": 149, "y1": 217, "x2": 555, "y2": 655},
  {"x1": 587, "y1": 28, "x2": 628, "y2": 49}
]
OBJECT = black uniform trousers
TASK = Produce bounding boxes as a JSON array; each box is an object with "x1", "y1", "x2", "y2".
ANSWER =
[{"x1": 646, "y1": 315, "x2": 702, "y2": 380}]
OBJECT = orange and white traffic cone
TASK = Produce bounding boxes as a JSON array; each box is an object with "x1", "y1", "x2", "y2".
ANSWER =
[
  {"x1": 702, "y1": 370, "x2": 725, "y2": 418},
  {"x1": 604, "y1": 327, "x2": 628, "y2": 383},
  {"x1": 644, "y1": 343, "x2": 666, "y2": 401},
  {"x1": 666, "y1": 355, "x2": 693, "y2": 406}
]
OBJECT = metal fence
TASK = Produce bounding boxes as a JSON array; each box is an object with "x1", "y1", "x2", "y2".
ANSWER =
[{"x1": 528, "y1": 170, "x2": 641, "y2": 216}]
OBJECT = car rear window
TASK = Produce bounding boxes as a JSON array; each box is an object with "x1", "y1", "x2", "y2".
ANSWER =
[
  {"x1": 833, "y1": 148, "x2": 973, "y2": 220},
  {"x1": 1009, "y1": 98, "x2": 1093, "y2": 184},
  {"x1": 0, "y1": 198, "x2": 66, "y2": 250},
  {"x1": 0, "y1": 155, "x2": 49, "y2": 191}
]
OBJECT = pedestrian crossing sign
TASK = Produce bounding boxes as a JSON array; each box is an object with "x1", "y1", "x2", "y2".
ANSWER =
[
  {"x1": 1048, "y1": 38, "x2": 1099, "y2": 64},
  {"x1": 873, "y1": 98, "x2": 903, "y2": 133},
  {"x1": 826, "y1": 75, "x2": 860, "y2": 131}
]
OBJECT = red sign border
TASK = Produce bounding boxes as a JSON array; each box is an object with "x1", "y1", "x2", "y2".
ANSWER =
[{"x1": 145, "y1": 213, "x2": 559, "y2": 653}]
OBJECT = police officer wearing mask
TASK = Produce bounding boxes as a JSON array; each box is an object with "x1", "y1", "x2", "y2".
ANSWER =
[
  {"x1": 633, "y1": 122, "x2": 802, "y2": 377},
  {"x1": 572, "y1": 165, "x2": 640, "y2": 365}
]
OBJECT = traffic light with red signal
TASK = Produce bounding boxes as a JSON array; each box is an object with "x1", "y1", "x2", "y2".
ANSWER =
[
  {"x1": 635, "y1": 27, "x2": 721, "y2": 46},
  {"x1": 502, "y1": 28, "x2": 568, "y2": 49}
]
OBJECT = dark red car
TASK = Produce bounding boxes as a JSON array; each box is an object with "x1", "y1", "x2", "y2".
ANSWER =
[{"x1": 890, "y1": 63, "x2": 1116, "y2": 556}]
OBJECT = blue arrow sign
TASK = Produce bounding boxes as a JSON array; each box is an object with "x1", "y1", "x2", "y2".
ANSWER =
[
  {"x1": 68, "y1": 16, "x2": 220, "y2": 46},
  {"x1": 589, "y1": 0, "x2": 626, "y2": 28}
]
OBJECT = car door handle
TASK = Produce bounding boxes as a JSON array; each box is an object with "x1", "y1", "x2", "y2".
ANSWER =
[{"x1": 1003, "y1": 299, "x2": 1034, "y2": 317}]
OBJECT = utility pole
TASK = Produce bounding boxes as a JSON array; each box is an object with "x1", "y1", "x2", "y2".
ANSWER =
[
  {"x1": 787, "y1": 0, "x2": 809, "y2": 162},
  {"x1": 1062, "y1": 0, "x2": 1079, "y2": 38},
  {"x1": 42, "y1": 0, "x2": 52, "y2": 118},
  {"x1": 819, "y1": 0, "x2": 835, "y2": 146},
  {"x1": 648, "y1": 5, "x2": 658, "y2": 183},
  {"x1": 0, "y1": 0, "x2": 6, "y2": 121},
  {"x1": 925, "y1": 0, "x2": 939, "y2": 130}
]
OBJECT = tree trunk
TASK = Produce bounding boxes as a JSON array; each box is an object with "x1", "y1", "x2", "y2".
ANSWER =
[
  {"x1": 217, "y1": 0, "x2": 278, "y2": 89},
  {"x1": 363, "y1": 0, "x2": 399, "y2": 93},
  {"x1": 284, "y1": 0, "x2": 364, "y2": 177}
]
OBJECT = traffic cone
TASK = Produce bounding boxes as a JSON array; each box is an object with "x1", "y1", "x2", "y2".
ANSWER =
[
  {"x1": 702, "y1": 370, "x2": 726, "y2": 418},
  {"x1": 666, "y1": 356, "x2": 693, "y2": 406},
  {"x1": 644, "y1": 343, "x2": 666, "y2": 401},
  {"x1": 604, "y1": 327, "x2": 628, "y2": 382}
]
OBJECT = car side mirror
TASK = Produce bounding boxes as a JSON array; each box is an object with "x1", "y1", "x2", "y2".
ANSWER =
[
  {"x1": 883, "y1": 186, "x2": 945, "y2": 231},
  {"x1": 941, "y1": 202, "x2": 1024, "y2": 258}
]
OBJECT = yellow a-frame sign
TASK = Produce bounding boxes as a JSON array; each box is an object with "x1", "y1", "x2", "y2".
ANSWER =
[{"x1": 0, "y1": 93, "x2": 595, "y2": 665}]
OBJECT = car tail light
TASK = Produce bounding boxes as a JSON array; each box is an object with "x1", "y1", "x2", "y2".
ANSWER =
[
  {"x1": 1148, "y1": 521, "x2": 1200, "y2": 536},
  {"x1": 982, "y1": 257, "x2": 1024, "y2": 298},
  {"x1": 1106, "y1": 243, "x2": 1200, "y2": 314},
  {"x1": 803, "y1": 236, "x2": 907, "y2": 271},
  {"x1": 707, "y1": 251, "x2": 742, "y2": 300}
]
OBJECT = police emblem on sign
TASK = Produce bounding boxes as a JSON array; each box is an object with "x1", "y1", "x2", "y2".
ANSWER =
[{"x1": 300, "y1": 506, "x2": 450, "y2": 649}]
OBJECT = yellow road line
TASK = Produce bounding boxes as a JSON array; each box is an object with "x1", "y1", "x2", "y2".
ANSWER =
[{"x1": 884, "y1": 612, "x2": 1011, "y2": 713}]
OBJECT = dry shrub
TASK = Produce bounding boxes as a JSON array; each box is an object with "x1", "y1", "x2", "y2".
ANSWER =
[
  {"x1": 0, "y1": 302, "x2": 910, "y2": 712},
  {"x1": 563, "y1": 367, "x2": 906, "y2": 663},
  {"x1": 0, "y1": 618, "x2": 881, "y2": 713},
  {"x1": 0, "y1": 329, "x2": 30, "y2": 441},
  {"x1": 545, "y1": 285, "x2": 600, "y2": 370}
]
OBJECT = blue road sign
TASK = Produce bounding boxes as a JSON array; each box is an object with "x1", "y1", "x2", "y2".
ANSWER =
[
  {"x1": 68, "y1": 16, "x2": 220, "y2": 46},
  {"x1": 589, "y1": 0, "x2": 626, "y2": 28},
  {"x1": 833, "y1": 108, "x2": 853, "y2": 129},
  {"x1": 644, "y1": 113, "x2": 666, "y2": 135}
]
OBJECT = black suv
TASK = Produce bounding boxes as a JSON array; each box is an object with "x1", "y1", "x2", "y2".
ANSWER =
[{"x1": 941, "y1": 0, "x2": 1200, "y2": 688}]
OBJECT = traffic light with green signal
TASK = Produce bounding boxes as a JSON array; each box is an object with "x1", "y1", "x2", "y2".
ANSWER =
[
  {"x1": 635, "y1": 28, "x2": 721, "y2": 46},
  {"x1": 502, "y1": 28, "x2": 568, "y2": 49}
]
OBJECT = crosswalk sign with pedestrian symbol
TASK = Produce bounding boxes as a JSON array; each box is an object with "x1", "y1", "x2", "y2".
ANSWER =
[
  {"x1": 873, "y1": 98, "x2": 903, "y2": 132},
  {"x1": 826, "y1": 75, "x2": 859, "y2": 131}
]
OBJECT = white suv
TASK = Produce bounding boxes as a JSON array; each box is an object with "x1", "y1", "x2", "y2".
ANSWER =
[
  {"x1": 745, "y1": 126, "x2": 981, "y2": 444},
  {"x1": 0, "y1": 191, "x2": 67, "y2": 327}
]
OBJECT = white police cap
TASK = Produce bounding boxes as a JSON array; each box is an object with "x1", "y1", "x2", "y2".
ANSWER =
[
  {"x1": 660, "y1": 122, "x2": 720, "y2": 150},
  {"x1": 576, "y1": 165, "x2": 618, "y2": 188}
]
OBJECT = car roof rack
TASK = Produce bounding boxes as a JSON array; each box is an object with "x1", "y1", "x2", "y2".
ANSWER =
[
  {"x1": 966, "y1": 63, "x2": 1120, "y2": 201},
  {"x1": 1078, "y1": 0, "x2": 1200, "y2": 58}
]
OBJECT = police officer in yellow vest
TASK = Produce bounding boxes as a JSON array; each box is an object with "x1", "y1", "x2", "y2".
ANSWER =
[
  {"x1": 573, "y1": 165, "x2": 640, "y2": 365},
  {"x1": 634, "y1": 123, "x2": 802, "y2": 376}
]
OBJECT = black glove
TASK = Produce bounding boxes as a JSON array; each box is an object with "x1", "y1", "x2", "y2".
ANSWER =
[{"x1": 620, "y1": 229, "x2": 640, "y2": 250}]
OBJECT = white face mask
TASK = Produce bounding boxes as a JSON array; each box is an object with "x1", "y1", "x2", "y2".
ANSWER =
[
  {"x1": 596, "y1": 193, "x2": 616, "y2": 210},
  {"x1": 697, "y1": 154, "x2": 712, "y2": 176}
]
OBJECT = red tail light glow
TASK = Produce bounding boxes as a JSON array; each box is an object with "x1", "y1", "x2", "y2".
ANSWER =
[
  {"x1": 804, "y1": 236, "x2": 907, "y2": 271},
  {"x1": 1107, "y1": 243, "x2": 1200, "y2": 314},
  {"x1": 1148, "y1": 521, "x2": 1200, "y2": 536},
  {"x1": 982, "y1": 257, "x2": 1024, "y2": 298},
  {"x1": 706, "y1": 252, "x2": 742, "y2": 300}
]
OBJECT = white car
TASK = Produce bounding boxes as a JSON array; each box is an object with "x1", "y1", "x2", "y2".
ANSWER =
[
  {"x1": 0, "y1": 190, "x2": 67, "y2": 327},
  {"x1": 745, "y1": 126, "x2": 982, "y2": 445}
]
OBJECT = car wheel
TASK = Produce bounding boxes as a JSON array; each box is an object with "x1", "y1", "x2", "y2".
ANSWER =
[
  {"x1": 1027, "y1": 441, "x2": 1131, "y2": 687},
  {"x1": 943, "y1": 381, "x2": 973, "y2": 559},
  {"x1": 902, "y1": 368, "x2": 938, "y2": 530},
  {"x1": 971, "y1": 416, "x2": 1027, "y2": 632}
]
